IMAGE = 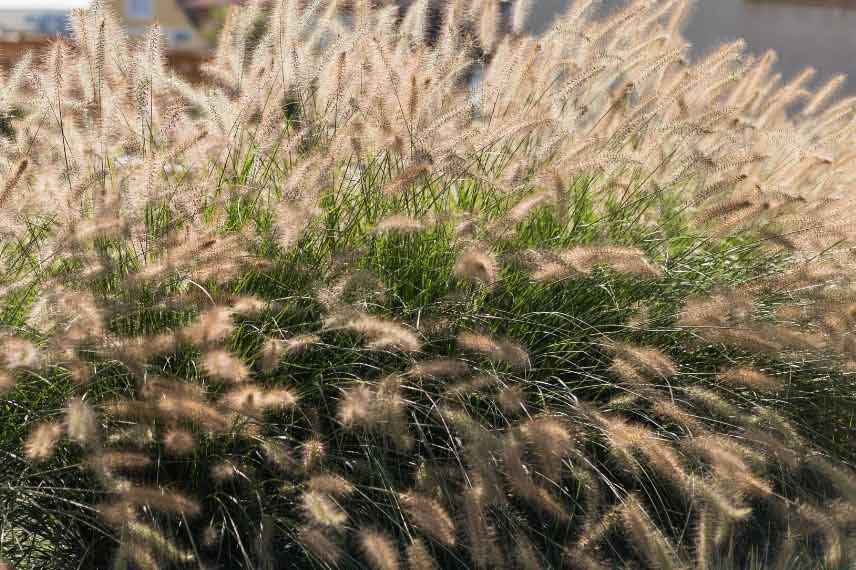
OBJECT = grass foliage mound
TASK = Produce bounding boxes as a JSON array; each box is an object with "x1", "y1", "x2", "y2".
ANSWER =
[{"x1": 1, "y1": 0, "x2": 856, "y2": 568}]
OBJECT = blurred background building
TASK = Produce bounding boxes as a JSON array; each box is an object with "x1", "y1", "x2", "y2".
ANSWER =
[
  {"x1": 0, "y1": 1, "x2": 82, "y2": 40},
  {"x1": 0, "y1": 0, "x2": 207, "y2": 50},
  {"x1": 0, "y1": 0, "x2": 217, "y2": 77}
]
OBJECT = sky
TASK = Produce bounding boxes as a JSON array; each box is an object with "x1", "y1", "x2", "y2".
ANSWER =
[{"x1": 0, "y1": 0, "x2": 92, "y2": 9}]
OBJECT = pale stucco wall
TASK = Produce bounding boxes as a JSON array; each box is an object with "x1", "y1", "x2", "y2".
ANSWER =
[{"x1": 110, "y1": 0, "x2": 208, "y2": 52}]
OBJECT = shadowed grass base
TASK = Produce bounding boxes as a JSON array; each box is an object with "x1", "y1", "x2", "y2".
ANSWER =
[{"x1": 1, "y1": 169, "x2": 854, "y2": 569}]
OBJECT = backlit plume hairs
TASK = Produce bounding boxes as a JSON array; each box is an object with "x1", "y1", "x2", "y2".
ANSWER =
[
  {"x1": 1, "y1": 0, "x2": 853, "y2": 252},
  {"x1": 3, "y1": 0, "x2": 856, "y2": 569}
]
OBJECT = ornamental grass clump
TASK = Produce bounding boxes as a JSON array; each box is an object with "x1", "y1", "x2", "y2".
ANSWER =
[{"x1": 1, "y1": 0, "x2": 856, "y2": 568}]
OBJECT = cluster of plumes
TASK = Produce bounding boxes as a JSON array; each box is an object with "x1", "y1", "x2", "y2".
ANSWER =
[
  {"x1": 21, "y1": 297, "x2": 856, "y2": 568},
  {"x1": 21, "y1": 311, "x2": 856, "y2": 569},
  {"x1": 2, "y1": 0, "x2": 855, "y2": 267},
  {"x1": 676, "y1": 261, "x2": 856, "y2": 370},
  {"x1": 21, "y1": 297, "x2": 309, "y2": 568},
  {"x1": 2, "y1": 0, "x2": 856, "y2": 568},
  {"x1": 527, "y1": 245, "x2": 664, "y2": 283}
]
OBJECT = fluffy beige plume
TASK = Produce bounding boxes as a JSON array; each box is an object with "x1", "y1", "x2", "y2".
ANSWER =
[
  {"x1": 151, "y1": 395, "x2": 233, "y2": 433},
  {"x1": 622, "y1": 496, "x2": 685, "y2": 570},
  {"x1": 502, "y1": 437, "x2": 570, "y2": 521},
  {"x1": 0, "y1": 48, "x2": 31, "y2": 115},
  {"x1": 652, "y1": 401, "x2": 704, "y2": 433},
  {"x1": 228, "y1": 295, "x2": 266, "y2": 315},
  {"x1": 444, "y1": 373, "x2": 500, "y2": 397},
  {"x1": 503, "y1": 192, "x2": 557, "y2": 229},
  {"x1": 575, "y1": 502, "x2": 623, "y2": 551},
  {"x1": 408, "y1": 358, "x2": 470, "y2": 379},
  {"x1": 89, "y1": 451, "x2": 152, "y2": 474},
  {"x1": 382, "y1": 161, "x2": 432, "y2": 195},
  {"x1": 399, "y1": 492, "x2": 456, "y2": 546},
  {"x1": 609, "y1": 356, "x2": 649, "y2": 388},
  {"x1": 338, "y1": 384, "x2": 372, "y2": 426},
  {"x1": 139, "y1": 376, "x2": 205, "y2": 401},
  {"x1": 301, "y1": 438, "x2": 326, "y2": 472},
  {"x1": 25, "y1": 421, "x2": 66, "y2": 461},
  {"x1": 125, "y1": 520, "x2": 196, "y2": 564},
  {"x1": 683, "y1": 437, "x2": 771, "y2": 497},
  {"x1": 529, "y1": 245, "x2": 663, "y2": 282},
  {"x1": 260, "y1": 334, "x2": 321, "y2": 371},
  {"x1": 208, "y1": 461, "x2": 241, "y2": 485},
  {"x1": 339, "y1": 375, "x2": 413, "y2": 449},
  {"x1": 220, "y1": 384, "x2": 298, "y2": 414},
  {"x1": 372, "y1": 214, "x2": 427, "y2": 234},
  {"x1": 286, "y1": 333, "x2": 321, "y2": 352},
  {"x1": 201, "y1": 349, "x2": 251, "y2": 383},
  {"x1": 299, "y1": 527, "x2": 343, "y2": 566},
  {"x1": 496, "y1": 385, "x2": 526, "y2": 414},
  {"x1": 682, "y1": 387, "x2": 738, "y2": 418},
  {"x1": 66, "y1": 360, "x2": 92, "y2": 385},
  {"x1": 274, "y1": 203, "x2": 319, "y2": 251},
  {"x1": 318, "y1": 270, "x2": 387, "y2": 310},
  {"x1": 262, "y1": 439, "x2": 295, "y2": 472},
  {"x1": 718, "y1": 367, "x2": 782, "y2": 393},
  {"x1": 565, "y1": 246, "x2": 663, "y2": 278},
  {"x1": 807, "y1": 457, "x2": 856, "y2": 501},
  {"x1": 406, "y1": 538, "x2": 438, "y2": 570},
  {"x1": 678, "y1": 291, "x2": 754, "y2": 327},
  {"x1": 797, "y1": 502, "x2": 844, "y2": 568},
  {"x1": 457, "y1": 332, "x2": 530, "y2": 371},
  {"x1": 302, "y1": 491, "x2": 348, "y2": 528},
  {"x1": 647, "y1": 440, "x2": 753, "y2": 522},
  {"x1": 601, "y1": 415, "x2": 652, "y2": 471},
  {"x1": 609, "y1": 343, "x2": 679, "y2": 378},
  {"x1": 326, "y1": 313, "x2": 422, "y2": 352},
  {"x1": 1, "y1": 337, "x2": 40, "y2": 369},
  {"x1": 454, "y1": 247, "x2": 498, "y2": 287},
  {"x1": 118, "y1": 542, "x2": 158, "y2": 570},
  {"x1": 163, "y1": 429, "x2": 195, "y2": 455},
  {"x1": 97, "y1": 501, "x2": 138, "y2": 528},
  {"x1": 461, "y1": 486, "x2": 504, "y2": 568},
  {"x1": 695, "y1": 508, "x2": 713, "y2": 570},
  {"x1": 179, "y1": 306, "x2": 235, "y2": 345},
  {"x1": 121, "y1": 486, "x2": 201, "y2": 517},
  {"x1": 307, "y1": 474, "x2": 354, "y2": 497},
  {"x1": 66, "y1": 398, "x2": 98, "y2": 447},
  {"x1": 359, "y1": 529, "x2": 401, "y2": 570},
  {"x1": 0, "y1": 159, "x2": 28, "y2": 208},
  {"x1": 520, "y1": 417, "x2": 575, "y2": 482},
  {"x1": 113, "y1": 334, "x2": 179, "y2": 373}
]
